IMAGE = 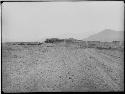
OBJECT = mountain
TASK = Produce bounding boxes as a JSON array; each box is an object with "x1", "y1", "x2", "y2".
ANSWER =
[{"x1": 83, "y1": 29, "x2": 124, "y2": 42}]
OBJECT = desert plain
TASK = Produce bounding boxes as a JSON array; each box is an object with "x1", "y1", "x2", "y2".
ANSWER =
[{"x1": 2, "y1": 42, "x2": 124, "y2": 92}]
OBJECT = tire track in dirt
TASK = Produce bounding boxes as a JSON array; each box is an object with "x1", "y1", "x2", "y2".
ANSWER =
[
  {"x1": 83, "y1": 49, "x2": 122, "y2": 91},
  {"x1": 58, "y1": 48, "x2": 112, "y2": 91},
  {"x1": 85, "y1": 49, "x2": 123, "y2": 82},
  {"x1": 95, "y1": 49, "x2": 124, "y2": 66},
  {"x1": 88, "y1": 49, "x2": 122, "y2": 68},
  {"x1": 84, "y1": 49, "x2": 122, "y2": 74},
  {"x1": 70, "y1": 49, "x2": 116, "y2": 91}
]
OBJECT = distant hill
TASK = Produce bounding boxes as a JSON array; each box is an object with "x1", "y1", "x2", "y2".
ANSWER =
[{"x1": 83, "y1": 29, "x2": 124, "y2": 42}]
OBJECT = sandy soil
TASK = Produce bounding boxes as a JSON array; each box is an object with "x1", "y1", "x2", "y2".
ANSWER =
[{"x1": 2, "y1": 43, "x2": 124, "y2": 92}]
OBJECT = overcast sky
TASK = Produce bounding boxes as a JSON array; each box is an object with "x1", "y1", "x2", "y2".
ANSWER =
[{"x1": 2, "y1": 1, "x2": 124, "y2": 42}]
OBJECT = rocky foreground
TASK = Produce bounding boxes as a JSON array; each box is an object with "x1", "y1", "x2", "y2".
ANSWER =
[{"x1": 2, "y1": 43, "x2": 124, "y2": 92}]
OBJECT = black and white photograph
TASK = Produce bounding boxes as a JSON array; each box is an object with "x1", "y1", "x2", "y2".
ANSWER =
[{"x1": 1, "y1": 1, "x2": 124, "y2": 92}]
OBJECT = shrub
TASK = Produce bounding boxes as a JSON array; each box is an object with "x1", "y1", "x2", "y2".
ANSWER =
[{"x1": 44, "y1": 38, "x2": 64, "y2": 43}]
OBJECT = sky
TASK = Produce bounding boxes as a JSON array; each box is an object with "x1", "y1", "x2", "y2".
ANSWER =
[{"x1": 2, "y1": 1, "x2": 124, "y2": 42}]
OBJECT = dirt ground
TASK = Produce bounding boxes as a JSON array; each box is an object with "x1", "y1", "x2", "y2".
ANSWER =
[{"x1": 2, "y1": 43, "x2": 124, "y2": 92}]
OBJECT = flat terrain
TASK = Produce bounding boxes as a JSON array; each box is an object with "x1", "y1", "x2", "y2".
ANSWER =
[{"x1": 2, "y1": 43, "x2": 124, "y2": 92}]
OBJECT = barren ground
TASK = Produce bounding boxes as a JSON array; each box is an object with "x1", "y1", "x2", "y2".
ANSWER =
[{"x1": 2, "y1": 43, "x2": 124, "y2": 92}]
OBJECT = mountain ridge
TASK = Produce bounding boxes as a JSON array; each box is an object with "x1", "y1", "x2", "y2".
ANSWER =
[{"x1": 83, "y1": 29, "x2": 124, "y2": 42}]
